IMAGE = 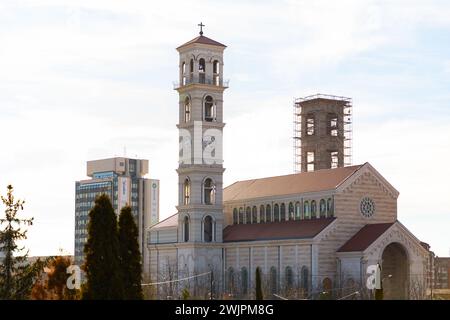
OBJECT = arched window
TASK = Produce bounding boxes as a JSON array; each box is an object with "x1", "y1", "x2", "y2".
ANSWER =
[
  {"x1": 320, "y1": 199, "x2": 326, "y2": 218},
  {"x1": 181, "y1": 62, "x2": 186, "y2": 85},
  {"x1": 183, "y1": 216, "x2": 189, "y2": 242},
  {"x1": 245, "y1": 207, "x2": 251, "y2": 224},
  {"x1": 274, "y1": 204, "x2": 280, "y2": 222},
  {"x1": 285, "y1": 266, "x2": 293, "y2": 291},
  {"x1": 311, "y1": 200, "x2": 317, "y2": 219},
  {"x1": 189, "y1": 59, "x2": 194, "y2": 73},
  {"x1": 183, "y1": 178, "x2": 190, "y2": 205},
  {"x1": 239, "y1": 207, "x2": 244, "y2": 224},
  {"x1": 301, "y1": 266, "x2": 309, "y2": 294},
  {"x1": 227, "y1": 267, "x2": 235, "y2": 294},
  {"x1": 280, "y1": 203, "x2": 286, "y2": 221},
  {"x1": 199, "y1": 58, "x2": 206, "y2": 83},
  {"x1": 199, "y1": 58, "x2": 205, "y2": 72},
  {"x1": 241, "y1": 267, "x2": 248, "y2": 295},
  {"x1": 203, "y1": 178, "x2": 215, "y2": 205},
  {"x1": 259, "y1": 205, "x2": 265, "y2": 223},
  {"x1": 233, "y1": 208, "x2": 238, "y2": 225},
  {"x1": 213, "y1": 60, "x2": 220, "y2": 74},
  {"x1": 204, "y1": 215, "x2": 213, "y2": 242},
  {"x1": 266, "y1": 204, "x2": 271, "y2": 222},
  {"x1": 327, "y1": 198, "x2": 334, "y2": 217},
  {"x1": 184, "y1": 97, "x2": 191, "y2": 122},
  {"x1": 295, "y1": 201, "x2": 301, "y2": 220},
  {"x1": 270, "y1": 267, "x2": 277, "y2": 294},
  {"x1": 213, "y1": 60, "x2": 220, "y2": 86},
  {"x1": 288, "y1": 202, "x2": 294, "y2": 220},
  {"x1": 303, "y1": 201, "x2": 310, "y2": 219},
  {"x1": 204, "y1": 96, "x2": 216, "y2": 122},
  {"x1": 252, "y1": 206, "x2": 257, "y2": 223}
]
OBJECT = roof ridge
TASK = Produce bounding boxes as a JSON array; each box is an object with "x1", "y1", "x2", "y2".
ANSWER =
[{"x1": 224, "y1": 165, "x2": 363, "y2": 189}]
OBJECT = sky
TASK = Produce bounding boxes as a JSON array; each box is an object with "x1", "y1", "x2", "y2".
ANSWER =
[{"x1": 0, "y1": 0, "x2": 449, "y2": 257}]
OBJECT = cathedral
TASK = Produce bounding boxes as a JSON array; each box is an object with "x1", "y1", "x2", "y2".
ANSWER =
[{"x1": 146, "y1": 29, "x2": 431, "y2": 300}]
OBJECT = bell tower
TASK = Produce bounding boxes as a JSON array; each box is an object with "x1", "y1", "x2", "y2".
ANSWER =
[{"x1": 175, "y1": 25, "x2": 228, "y2": 286}]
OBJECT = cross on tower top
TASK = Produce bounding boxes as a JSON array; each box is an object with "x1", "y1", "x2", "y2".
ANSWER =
[{"x1": 198, "y1": 22, "x2": 205, "y2": 35}]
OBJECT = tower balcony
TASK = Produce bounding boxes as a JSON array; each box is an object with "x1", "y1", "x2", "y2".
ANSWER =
[{"x1": 173, "y1": 74, "x2": 229, "y2": 89}]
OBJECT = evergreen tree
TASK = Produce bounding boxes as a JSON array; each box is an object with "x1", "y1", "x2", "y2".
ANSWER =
[
  {"x1": 118, "y1": 206, "x2": 143, "y2": 300},
  {"x1": 82, "y1": 194, "x2": 124, "y2": 299},
  {"x1": 255, "y1": 267, "x2": 263, "y2": 300},
  {"x1": 0, "y1": 185, "x2": 43, "y2": 299}
]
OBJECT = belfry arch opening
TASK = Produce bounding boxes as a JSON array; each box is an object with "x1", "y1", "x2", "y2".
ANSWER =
[{"x1": 204, "y1": 96, "x2": 216, "y2": 122}]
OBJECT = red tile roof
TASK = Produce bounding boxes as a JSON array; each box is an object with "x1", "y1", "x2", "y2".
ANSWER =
[
  {"x1": 150, "y1": 213, "x2": 178, "y2": 229},
  {"x1": 224, "y1": 165, "x2": 363, "y2": 202},
  {"x1": 177, "y1": 35, "x2": 226, "y2": 50},
  {"x1": 337, "y1": 222, "x2": 395, "y2": 252},
  {"x1": 223, "y1": 218, "x2": 335, "y2": 242}
]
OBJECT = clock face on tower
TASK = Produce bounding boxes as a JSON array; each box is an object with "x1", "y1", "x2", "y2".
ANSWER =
[{"x1": 360, "y1": 197, "x2": 375, "y2": 218}]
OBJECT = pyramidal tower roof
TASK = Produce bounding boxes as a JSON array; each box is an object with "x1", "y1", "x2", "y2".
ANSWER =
[
  {"x1": 177, "y1": 23, "x2": 226, "y2": 50},
  {"x1": 177, "y1": 34, "x2": 226, "y2": 50}
]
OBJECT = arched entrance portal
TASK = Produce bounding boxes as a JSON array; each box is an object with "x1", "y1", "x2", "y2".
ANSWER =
[{"x1": 381, "y1": 242, "x2": 409, "y2": 299}]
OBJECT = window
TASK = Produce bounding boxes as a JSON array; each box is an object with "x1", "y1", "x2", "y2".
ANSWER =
[
  {"x1": 241, "y1": 267, "x2": 248, "y2": 295},
  {"x1": 199, "y1": 58, "x2": 205, "y2": 83},
  {"x1": 328, "y1": 113, "x2": 338, "y2": 136},
  {"x1": 227, "y1": 267, "x2": 235, "y2": 294},
  {"x1": 183, "y1": 178, "x2": 190, "y2": 205},
  {"x1": 266, "y1": 204, "x2": 271, "y2": 222},
  {"x1": 303, "y1": 201, "x2": 310, "y2": 219},
  {"x1": 306, "y1": 114, "x2": 315, "y2": 136},
  {"x1": 204, "y1": 215, "x2": 213, "y2": 242},
  {"x1": 301, "y1": 266, "x2": 309, "y2": 294},
  {"x1": 320, "y1": 199, "x2": 326, "y2": 218},
  {"x1": 213, "y1": 60, "x2": 220, "y2": 86},
  {"x1": 252, "y1": 206, "x2": 258, "y2": 223},
  {"x1": 288, "y1": 202, "x2": 295, "y2": 220},
  {"x1": 184, "y1": 216, "x2": 189, "y2": 242},
  {"x1": 184, "y1": 97, "x2": 191, "y2": 122},
  {"x1": 295, "y1": 201, "x2": 301, "y2": 220},
  {"x1": 327, "y1": 198, "x2": 334, "y2": 217},
  {"x1": 199, "y1": 58, "x2": 205, "y2": 72},
  {"x1": 182, "y1": 62, "x2": 186, "y2": 85},
  {"x1": 204, "y1": 178, "x2": 215, "y2": 205},
  {"x1": 311, "y1": 200, "x2": 317, "y2": 218},
  {"x1": 204, "y1": 96, "x2": 216, "y2": 122},
  {"x1": 280, "y1": 203, "x2": 286, "y2": 221},
  {"x1": 285, "y1": 266, "x2": 294, "y2": 291},
  {"x1": 270, "y1": 267, "x2": 277, "y2": 294},
  {"x1": 307, "y1": 151, "x2": 315, "y2": 172},
  {"x1": 233, "y1": 208, "x2": 238, "y2": 225},
  {"x1": 239, "y1": 207, "x2": 244, "y2": 224},
  {"x1": 189, "y1": 59, "x2": 194, "y2": 81},
  {"x1": 213, "y1": 60, "x2": 219, "y2": 74},
  {"x1": 274, "y1": 204, "x2": 280, "y2": 222},
  {"x1": 245, "y1": 207, "x2": 251, "y2": 224},
  {"x1": 259, "y1": 205, "x2": 265, "y2": 223},
  {"x1": 331, "y1": 151, "x2": 338, "y2": 169}
]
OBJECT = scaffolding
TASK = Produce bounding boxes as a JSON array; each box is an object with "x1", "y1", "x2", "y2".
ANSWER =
[{"x1": 293, "y1": 94, "x2": 353, "y2": 173}]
